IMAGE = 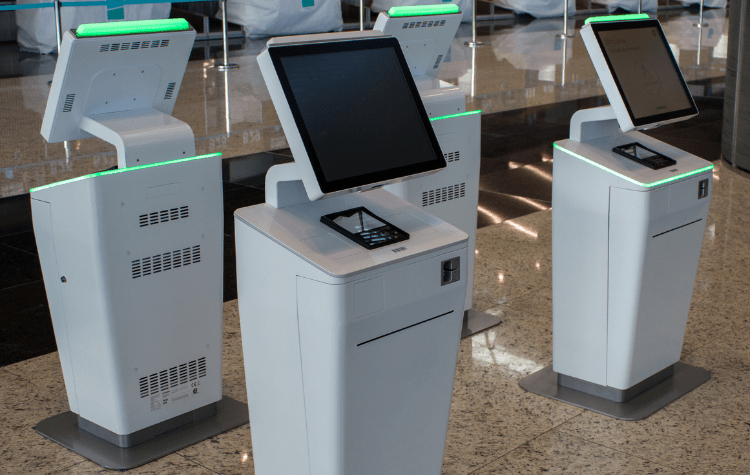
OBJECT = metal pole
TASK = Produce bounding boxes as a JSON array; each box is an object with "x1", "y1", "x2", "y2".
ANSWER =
[
  {"x1": 694, "y1": 0, "x2": 708, "y2": 28},
  {"x1": 637, "y1": 0, "x2": 642, "y2": 14},
  {"x1": 360, "y1": 0, "x2": 364, "y2": 31},
  {"x1": 561, "y1": 36, "x2": 568, "y2": 86},
  {"x1": 557, "y1": 0, "x2": 573, "y2": 39},
  {"x1": 224, "y1": 70, "x2": 231, "y2": 136},
  {"x1": 464, "y1": 0, "x2": 484, "y2": 47},
  {"x1": 54, "y1": 0, "x2": 62, "y2": 51},
  {"x1": 215, "y1": 0, "x2": 239, "y2": 70}
]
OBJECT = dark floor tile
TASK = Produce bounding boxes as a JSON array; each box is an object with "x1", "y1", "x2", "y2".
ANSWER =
[
  {"x1": 223, "y1": 186, "x2": 266, "y2": 236},
  {"x1": 0, "y1": 193, "x2": 32, "y2": 237},
  {"x1": 223, "y1": 151, "x2": 294, "y2": 189},
  {"x1": 0, "y1": 304, "x2": 56, "y2": 367},
  {"x1": 481, "y1": 136, "x2": 553, "y2": 174},
  {"x1": 0, "y1": 230, "x2": 38, "y2": 256},
  {"x1": 0, "y1": 243, "x2": 42, "y2": 291},
  {"x1": 224, "y1": 261, "x2": 238, "y2": 303},
  {"x1": 476, "y1": 190, "x2": 550, "y2": 229},
  {"x1": 0, "y1": 280, "x2": 48, "y2": 315},
  {"x1": 479, "y1": 162, "x2": 554, "y2": 203}
]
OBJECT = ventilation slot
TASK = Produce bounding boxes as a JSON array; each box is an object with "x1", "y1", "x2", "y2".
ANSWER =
[
  {"x1": 62, "y1": 94, "x2": 75, "y2": 113},
  {"x1": 131, "y1": 41, "x2": 141, "y2": 49},
  {"x1": 164, "y1": 82, "x2": 176, "y2": 101},
  {"x1": 100, "y1": 44, "x2": 110, "y2": 52},
  {"x1": 422, "y1": 183, "x2": 466, "y2": 207},
  {"x1": 139, "y1": 357, "x2": 209, "y2": 398},
  {"x1": 444, "y1": 151, "x2": 460, "y2": 163},
  {"x1": 160, "y1": 39, "x2": 170, "y2": 47},
  {"x1": 404, "y1": 20, "x2": 445, "y2": 28},
  {"x1": 433, "y1": 54, "x2": 443, "y2": 69},
  {"x1": 139, "y1": 205, "x2": 189, "y2": 227},
  {"x1": 131, "y1": 245, "x2": 201, "y2": 279},
  {"x1": 121, "y1": 43, "x2": 130, "y2": 51},
  {"x1": 151, "y1": 40, "x2": 160, "y2": 48},
  {"x1": 141, "y1": 40, "x2": 151, "y2": 48},
  {"x1": 110, "y1": 43, "x2": 120, "y2": 52},
  {"x1": 198, "y1": 357, "x2": 207, "y2": 378}
]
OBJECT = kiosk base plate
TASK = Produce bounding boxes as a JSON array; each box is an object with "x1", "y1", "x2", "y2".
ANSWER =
[
  {"x1": 35, "y1": 396, "x2": 248, "y2": 470},
  {"x1": 519, "y1": 363, "x2": 710, "y2": 421},
  {"x1": 461, "y1": 309, "x2": 502, "y2": 339}
]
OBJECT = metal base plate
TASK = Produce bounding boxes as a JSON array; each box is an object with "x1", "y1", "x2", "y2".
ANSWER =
[
  {"x1": 519, "y1": 363, "x2": 710, "y2": 421},
  {"x1": 461, "y1": 309, "x2": 502, "y2": 339},
  {"x1": 35, "y1": 396, "x2": 248, "y2": 470}
]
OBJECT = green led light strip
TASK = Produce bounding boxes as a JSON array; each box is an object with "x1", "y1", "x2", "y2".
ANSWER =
[
  {"x1": 30, "y1": 153, "x2": 221, "y2": 193},
  {"x1": 430, "y1": 110, "x2": 481, "y2": 122},
  {"x1": 585, "y1": 13, "x2": 650, "y2": 24},
  {"x1": 388, "y1": 4, "x2": 460, "y2": 17},
  {"x1": 76, "y1": 18, "x2": 190, "y2": 37},
  {"x1": 554, "y1": 143, "x2": 712, "y2": 187}
]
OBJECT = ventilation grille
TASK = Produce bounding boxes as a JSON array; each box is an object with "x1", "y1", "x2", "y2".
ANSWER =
[
  {"x1": 164, "y1": 82, "x2": 176, "y2": 101},
  {"x1": 444, "y1": 151, "x2": 460, "y2": 163},
  {"x1": 62, "y1": 94, "x2": 75, "y2": 113},
  {"x1": 100, "y1": 39, "x2": 169, "y2": 52},
  {"x1": 433, "y1": 54, "x2": 443, "y2": 69},
  {"x1": 131, "y1": 245, "x2": 201, "y2": 279},
  {"x1": 403, "y1": 19, "x2": 446, "y2": 29},
  {"x1": 139, "y1": 357, "x2": 207, "y2": 398},
  {"x1": 422, "y1": 183, "x2": 466, "y2": 207},
  {"x1": 139, "y1": 206, "x2": 188, "y2": 227}
]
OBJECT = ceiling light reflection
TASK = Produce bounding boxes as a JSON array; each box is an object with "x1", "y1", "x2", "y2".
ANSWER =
[
  {"x1": 506, "y1": 221, "x2": 538, "y2": 238},
  {"x1": 471, "y1": 333, "x2": 544, "y2": 374},
  {"x1": 477, "y1": 205, "x2": 504, "y2": 224},
  {"x1": 513, "y1": 195, "x2": 549, "y2": 211},
  {"x1": 525, "y1": 164, "x2": 553, "y2": 181}
]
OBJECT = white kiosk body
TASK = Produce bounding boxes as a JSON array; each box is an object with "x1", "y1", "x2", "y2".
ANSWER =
[
  {"x1": 521, "y1": 16, "x2": 713, "y2": 419},
  {"x1": 31, "y1": 20, "x2": 247, "y2": 469},
  {"x1": 375, "y1": 7, "x2": 485, "y2": 319},
  {"x1": 236, "y1": 32, "x2": 469, "y2": 474}
]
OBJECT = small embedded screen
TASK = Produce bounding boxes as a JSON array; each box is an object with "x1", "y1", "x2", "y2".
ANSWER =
[
  {"x1": 270, "y1": 37, "x2": 445, "y2": 193},
  {"x1": 593, "y1": 21, "x2": 697, "y2": 126}
]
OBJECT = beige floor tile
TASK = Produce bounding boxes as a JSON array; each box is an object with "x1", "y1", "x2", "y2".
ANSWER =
[
  {"x1": 50, "y1": 454, "x2": 219, "y2": 474},
  {"x1": 3, "y1": 352, "x2": 68, "y2": 402},
  {"x1": 0, "y1": 371, "x2": 85, "y2": 473},
  {"x1": 441, "y1": 321, "x2": 581, "y2": 475},
  {"x1": 471, "y1": 430, "x2": 680, "y2": 475},
  {"x1": 177, "y1": 424, "x2": 255, "y2": 475}
]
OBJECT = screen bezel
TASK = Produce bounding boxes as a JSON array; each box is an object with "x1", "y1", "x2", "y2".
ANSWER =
[
  {"x1": 590, "y1": 20, "x2": 697, "y2": 128},
  {"x1": 267, "y1": 37, "x2": 446, "y2": 194}
]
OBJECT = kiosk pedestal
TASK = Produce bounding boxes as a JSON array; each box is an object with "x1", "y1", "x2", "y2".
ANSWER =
[
  {"x1": 520, "y1": 16, "x2": 714, "y2": 420},
  {"x1": 235, "y1": 189, "x2": 467, "y2": 474}
]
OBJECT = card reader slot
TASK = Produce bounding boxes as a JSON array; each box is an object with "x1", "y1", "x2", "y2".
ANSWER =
[
  {"x1": 357, "y1": 310, "x2": 454, "y2": 347},
  {"x1": 652, "y1": 218, "x2": 702, "y2": 238}
]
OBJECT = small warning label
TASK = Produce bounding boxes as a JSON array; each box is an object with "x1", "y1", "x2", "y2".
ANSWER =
[{"x1": 150, "y1": 383, "x2": 193, "y2": 412}]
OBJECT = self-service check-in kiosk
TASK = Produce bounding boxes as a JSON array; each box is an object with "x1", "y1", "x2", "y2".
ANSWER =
[
  {"x1": 520, "y1": 15, "x2": 713, "y2": 420},
  {"x1": 375, "y1": 5, "x2": 501, "y2": 337},
  {"x1": 30, "y1": 20, "x2": 247, "y2": 470},
  {"x1": 234, "y1": 32, "x2": 469, "y2": 474}
]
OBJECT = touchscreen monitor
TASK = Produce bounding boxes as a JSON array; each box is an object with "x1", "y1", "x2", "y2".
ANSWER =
[
  {"x1": 266, "y1": 36, "x2": 445, "y2": 194},
  {"x1": 586, "y1": 19, "x2": 697, "y2": 129}
]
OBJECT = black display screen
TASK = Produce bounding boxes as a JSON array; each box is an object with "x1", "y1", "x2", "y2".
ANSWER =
[
  {"x1": 268, "y1": 37, "x2": 445, "y2": 194},
  {"x1": 591, "y1": 20, "x2": 697, "y2": 127}
]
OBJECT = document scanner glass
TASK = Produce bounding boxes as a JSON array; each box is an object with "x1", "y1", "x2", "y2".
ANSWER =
[
  {"x1": 321, "y1": 207, "x2": 409, "y2": 250},
  {"x1": 590, "y1": 20, "x2": 697, "y2": 128}
]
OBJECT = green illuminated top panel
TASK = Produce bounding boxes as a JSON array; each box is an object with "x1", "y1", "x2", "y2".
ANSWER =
[
  {"x1": 430, "y1": 110, "x2": 481, "y2": 122},
  {"x1": 30, "y1": 153, "x2": 220, "y2": 193},
  {"x1": 585, "y1": 13, "x2": 650, "y2": 24},
  {"x1": 554, "y1": 143, "x2": 712, "y2": 187},
  {"x1": 76, "y1": 18, "x2": 190, "y2": 38},
  {"x1": 387, "y1": 4, "x2": 460, "y2": 17}
]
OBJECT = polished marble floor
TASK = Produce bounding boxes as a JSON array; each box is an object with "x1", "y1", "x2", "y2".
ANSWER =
[{"x1": 1, "y1": 6, "x2": 746, "y2": 474}]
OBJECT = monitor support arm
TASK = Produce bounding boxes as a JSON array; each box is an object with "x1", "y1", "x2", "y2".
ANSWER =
[
  {"x1": 569, "y1": 105, "x2": 620, "y2": 143},
  {"x1": 265, "y1": 162, "x2": 311, "y2": 209},
  {"x1": 80, "y1": 108, "x2": 195, "y2": 169}
]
